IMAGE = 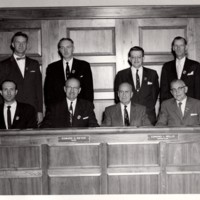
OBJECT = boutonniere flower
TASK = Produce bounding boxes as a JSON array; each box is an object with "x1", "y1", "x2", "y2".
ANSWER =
[
  {"x1": 182, "y1": 70, "x2": 186, "y2": 75},
  {"x1": 16, "y1": 116, "x2": 20, "y2": 120},
  {"x1": 77, "y1": 115, "x2": 81, "y2": 120},
  {"x1": 72, "y1": 70, "x2": 75, "y2": 74},
  {"x1": 144, "y1": 77, "x2": 147, "y2": 81}
]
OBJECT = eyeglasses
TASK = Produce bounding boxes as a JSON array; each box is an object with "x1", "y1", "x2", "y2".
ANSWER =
[
  {"x1": 171, "y1": 86, "x2": 185, "y2": 93},
  {"x1": 66, "y1": 86, "x2": 79, "y2": 91}
]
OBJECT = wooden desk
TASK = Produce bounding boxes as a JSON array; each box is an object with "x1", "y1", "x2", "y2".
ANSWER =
[{"x1": 0, "y1": 127, "x2": 200, "y2": 194}]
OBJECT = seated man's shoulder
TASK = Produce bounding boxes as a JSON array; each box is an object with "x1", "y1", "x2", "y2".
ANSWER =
[{"x1": 133, "y1": 103, "x2": 146, "y2": 110}]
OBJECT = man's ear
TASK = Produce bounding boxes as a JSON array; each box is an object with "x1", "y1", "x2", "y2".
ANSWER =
[
  {"x1": 184, "y1": 86, "x2": 188, "y2": 94},
  {"x1": 78, "y1": 87, "x2": 81, "y2": 94},
  {"x1": 64, "y1": 86, "x2": 66, "y2": 93}
]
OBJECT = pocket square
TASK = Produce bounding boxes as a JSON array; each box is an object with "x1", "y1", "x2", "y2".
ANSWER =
[
  {"x1": 80, "y1": 75, "x2": 84, "y2": 78},
  {"x1": 187, "y1": 71, "x2": 194, "y2": 76},
  {"x1": 190, "y1": 113, "x2": 198, "y2": 116},
  {"x1": 147, "y1": 81, "x2": 153, "y2": 85},
  {"x1": 30, "y1": 70, "x2": 36, "y2": 73},
  {"x1": 83, "y1": 116, "x2": 89, "y2": 120}
]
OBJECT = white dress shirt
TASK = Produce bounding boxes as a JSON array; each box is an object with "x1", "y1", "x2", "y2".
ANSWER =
[
  {"x1": 176, "y1": 56, "x2": 186, "y2": 79},
  {"x1": 120, "y1": 102, "x2": 131, "y2": 125},
  {"x1": 3, "y1": 101, "x2": 17, "y2": 129},
  {"x1": 176, "y1": 97, "x2": 187, "y2": 116},
  {"x1": 131, "y1": 66, "x2": 143, "y2": 89},
  {"x1": 14, "y1": 54, "x2": 26, "y2": 77},
  {"x1": 63, "y1": 58, "x2": 73, "y2": 80},
  {"x1": 67, "y1": 98, "x2": 77, "y2": 115}
]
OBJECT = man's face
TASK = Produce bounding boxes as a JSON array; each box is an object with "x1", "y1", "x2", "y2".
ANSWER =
[
  {"x1": 172, "y1": 39, "x2": 187, "y2": 59},
  {"x1": 128, "y1": 50, "x2": 143, "y2": 69},
  {"x1": 12, "y1": 36, "x2": 27, "y2": 56},
  {"x1": 0, "y1": 82, "x2": 18, "y2": 104},
  {"x1": 59, "y1": 40, "x2": 74, "y2": 60},
  {"x1": 170, "y1": 81, "x2": 188, "y2": 101},
  {"x1": 118, "y1": 83, "x2": 133, "y2": 105},
  {"x1": 64, "y1": 79, "x2": 81, "y2": 101}
]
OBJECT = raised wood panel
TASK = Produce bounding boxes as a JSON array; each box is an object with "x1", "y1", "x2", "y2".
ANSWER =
[
  {"x1": 167, "y1": 142, "x2": 200, "y2": 165},
  {"x1": 91, "y1": 63, "x2": 115, "y2": 91},
  {"x1": 0, "y1": 177, "x2": 42, "y2": 194},
  {"x1": 0, "y1": 29, "x2": 42, "y2": 56},
  {"x1": 49, "y1": 176, "x2": 100, "y2": 194},
  {"x1": 108, "y1": 144, "x2": 159, "y2": 166},
  {"x1": 68, "y1": 27, "x2": 115, "y2": 55},
  {"x1": 48, "y1": 144, "x2": 100, "y2": 167},
  {"x1": 0, "y1": 146, "x2": 40, "y2": 168},
  {"x1": 167, "y1": 174, "x2": 200, "y2": 193},
  {"x1": 108, "y1": 174, "x2": 159, "y2": 194},
  {"x1": 140, "y1": 26, "x2": 186, "y2": 54}
]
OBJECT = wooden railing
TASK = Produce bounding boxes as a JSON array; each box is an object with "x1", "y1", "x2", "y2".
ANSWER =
[{"x1": 0, "y1": 127, "x2": 200, "y2": 194}]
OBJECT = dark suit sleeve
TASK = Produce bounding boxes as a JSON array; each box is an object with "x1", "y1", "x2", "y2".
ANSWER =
[
  {"x1": 194, "y1": 63, "x2": 200, "y2": 100},
  {"x1": 87, "y1": 102, "x2": 99, "y2": 127},
  {"x1": 78, "y1": 62, "x2": 94, "y2": 103},
  {"x1": 102, "y1": 107, "x2": 112, "y2": 127},
  {"x1": 39, "y1": 105, "x2": 54, "y2": 128},
  {"x1": 156, "y1": 102, "x2": 168, "y2": 126},
  {"x1": 141, "y1": 107, "x2": 152, "y2": 126},
  {"x1": 34, "y1": 60, "x2": 43, "y2": 112},
  {"x1": 24, "y1": 105, "x2": 37, "y2": 129},
  {"x1": 152, "y1": 71, "x2": 160, "y2": 106},
  {"x1": 160, "y1": 63, "x2": 172, "y2": 103}
]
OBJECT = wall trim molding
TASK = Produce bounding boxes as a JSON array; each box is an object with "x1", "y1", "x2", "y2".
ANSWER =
[{"x1": 1, "y1": 5, "x2": 200, "y2": 20}]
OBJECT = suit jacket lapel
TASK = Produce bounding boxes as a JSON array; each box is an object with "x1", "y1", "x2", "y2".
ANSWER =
[
  {"x1": 10, "y1": 56, "x2": 24, "y2": 80},
  {"x1": 127, "y1": 68, "x2": 136, "y2": 92},
  {"x1": 183, "y1": 97, "x2": 192, "y2": 119},
  {"x1": 171, "y1": 60, "x2": 178, "y2": 79},
  {"x1": 181, "y1": 58, "x2": 190, "y2": 79},
  {"x1": 12, "y1": 103, "x2": 20, "y2": 128},
  {"x1": 116, "y1": 103, "x2": 124, "y2": 126}
]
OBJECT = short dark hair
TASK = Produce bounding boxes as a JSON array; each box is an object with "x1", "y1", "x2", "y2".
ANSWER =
[
  {"x1": 11, "y1": 32, "x2": 28, "y2": 43},
  {"x1": 128, "y1": 46, "x2": 145, "y2": 57},
  {"x1": 0, "y1": 80, "x2": 18, "y2": 90},
  {"x1": 57, "y1": 38, "x2": 74, "y2": 49},
  {"x1": 172, "y1": 36, "x2": 187, "y2": 46}
]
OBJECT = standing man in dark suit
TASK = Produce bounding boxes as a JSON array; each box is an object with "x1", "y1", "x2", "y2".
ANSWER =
[
  {"x1": 40, "y1": 77, "x2": 98, "y2": 128},
  {"x1": 44, "y1": 37, "x2": 94, "y2": 109},
  {"x1": 114, "y1": 46, "x2": 159, "y2": 125},
  {"x1": 156, "y1": 79, "x2": 200, "y2": 127},
  {"x1": 0, "y1": 32, "x2": 43, "y2": 124},
  {"x1": 102, "y1": 82, "x2": 151, "y2": 127},
  {"x1": 0, "y1": 80, "x2": 37, "y2": 129},
  {"x1": 160, "y1": 36, "x2": 200, "y2": 103}
]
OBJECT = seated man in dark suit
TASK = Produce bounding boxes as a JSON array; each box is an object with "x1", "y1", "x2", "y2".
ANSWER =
[
  {"x1": 0, "y1": 80, "x2": 37, "y2": 129},
  {"x1": 102, "y1": 82, "x2": 151, "y2": 127},
  {"x1": 40, "y1": 77, "x2": 99, "y2": 128},
  {"x1": 156, "y1": 79, "x2": 200, "y2": 127}
]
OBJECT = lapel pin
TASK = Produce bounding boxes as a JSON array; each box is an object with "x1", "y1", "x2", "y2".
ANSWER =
[
  {"x1": 77, "y1": 115, "x2": 81, "y2": 120},
  {"x1": 16, "y1": 116, "x2": 20, "y2": 120},
  {"x1": 183, "y1": 70, "x2": 186, "y2": 75},
  {"x1": 144, "y1": 77, "x2": 147, "y2": 81},
  {"x1": 72, "y1": 70, "x2": 75, "y2": 74}
]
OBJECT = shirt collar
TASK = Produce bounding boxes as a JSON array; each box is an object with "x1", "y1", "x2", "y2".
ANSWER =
[
  {"x1": 176, "y1": 96, "x2": 187, "y2": 105},
  {"x1": 176, "y1": 56, "x2": 186, "y2": 65},
  {"x1": 131, "y1": 66, "x2": 143, "y2": 73},
  {"x1": 4, "y1": 101, "x2": 17, "y2": 108},
  {"x1": 13, "y1": 53, "x2": 25, "y2": 60}
]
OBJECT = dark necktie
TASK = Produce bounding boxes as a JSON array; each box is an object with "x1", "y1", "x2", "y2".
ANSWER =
[
  {"x1": 69, "y1": 102, "x2": 73, "y2": 126},
  {"x1": 124, "y1": 105, "x2": 130, "y2": 126},
  {"x1": 178, "y1": 102, "x2": 183, "y2": 118},
  {"x1": 7, "y1": 106, "x2": 12, "y2": 129},
  {"x1": 136, "y1": 69, "x2": 140, "y2": 92},
  {"x1": 66, "y1": 62, "x2": 70, "y2": 79}
]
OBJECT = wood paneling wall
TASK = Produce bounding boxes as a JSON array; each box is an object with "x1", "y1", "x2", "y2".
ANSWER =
[{"x1": 1, "y1": 6, "x2": 200, "y2": 123}]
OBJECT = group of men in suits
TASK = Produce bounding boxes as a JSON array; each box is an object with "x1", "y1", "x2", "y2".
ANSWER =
[{"x1": 0, "y1": 31, "x2": 200, "y2": 129}]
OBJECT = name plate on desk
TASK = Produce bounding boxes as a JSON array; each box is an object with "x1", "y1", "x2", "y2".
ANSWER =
[
  {"x1": 58, "y1": 135, "x2": 90, "y2": 143},
  {"x1": 148, "y1": 134, "x2": 178, "y2": 141}
]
